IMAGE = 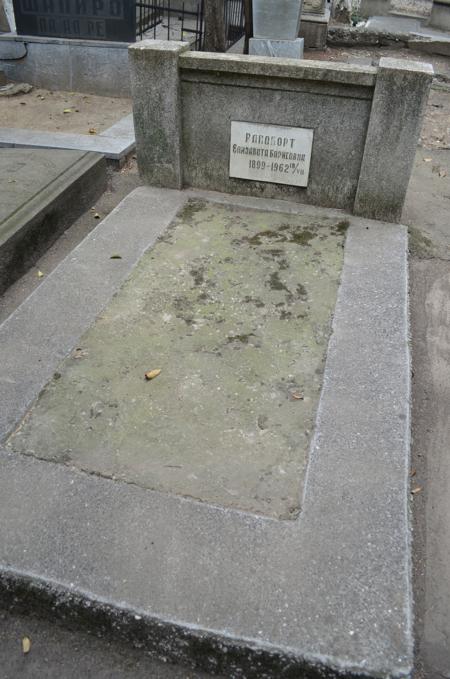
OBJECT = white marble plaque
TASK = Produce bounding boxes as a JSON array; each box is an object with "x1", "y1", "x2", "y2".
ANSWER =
[{"x1": 229, "y1": 121, "x2": 313, "y2": 188}]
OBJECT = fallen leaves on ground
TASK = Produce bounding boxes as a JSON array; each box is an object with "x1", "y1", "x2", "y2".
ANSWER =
[
  {"x1": 22, "y1": 637, "x2": 31, "y2": 654},
  {"x1": 88, "y1": 128, "x2": 97, "y2": 135},
  {"x1": 145, "y1": 369, "x2": 161, "y2": 381},
  {"x1": 290, "y1": 391, "x2": 304, "y2": 400},
  {"x1": 37, "y1": 270, "x2": 44, "y2": 278},
  {"x1": 411, "y1": 486, "x2": 423, "y2": 495}
]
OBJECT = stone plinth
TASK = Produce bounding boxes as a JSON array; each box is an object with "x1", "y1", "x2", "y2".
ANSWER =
[{"x1": 249, "y1": 36, "x2": 304, "y2": 58}]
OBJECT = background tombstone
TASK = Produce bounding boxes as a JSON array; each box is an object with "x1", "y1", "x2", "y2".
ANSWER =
[{"x1": 249, "y1": 0, "x2": 305, "y2": 58}]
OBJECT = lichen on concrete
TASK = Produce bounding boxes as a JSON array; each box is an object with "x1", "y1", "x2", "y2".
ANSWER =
[{"x1": 8, "y1": 201, "x2": 346, "y2": 518}]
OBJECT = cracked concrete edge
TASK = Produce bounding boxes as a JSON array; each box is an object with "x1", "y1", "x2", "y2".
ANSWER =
[
  {"x1": 0, "y1": 187, "x2": 412, "y2": 678},
  {"x1": 0, "y1": 567, "x2": 375, "y2": 679}
]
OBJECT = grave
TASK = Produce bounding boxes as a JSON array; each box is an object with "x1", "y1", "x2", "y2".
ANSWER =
[
  {"x1": 0, "y1": 23, "x2": 419, "y2": 679},
  {"x1": 0, "y1": 148, "x2": 105, "y2": 294},
  {"x1": 0, "y1": 185, "x2": 411, "y2": 678},
  {"x1": 7, "y1": 200, "x2": 347, "y2": 518}
]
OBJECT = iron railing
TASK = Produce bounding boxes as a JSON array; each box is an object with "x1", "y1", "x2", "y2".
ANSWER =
[
  {"x1": 224, "y1": 0, "x2": 245, "y2": 50},
  {"x1": 136, "y1": 0, "x2": 205, "y2": 50},
  {"x1": 136, "y1": 0, "x2": 245, "y2": 51}
]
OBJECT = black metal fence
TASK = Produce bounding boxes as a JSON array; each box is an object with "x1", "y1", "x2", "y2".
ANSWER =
[
  {"x1": 136, "y1": 0, "x2": 245, "y2": 51},
  {"x1": 224, "y1": 0, "x2": 245, "y2": 50},
  {"x1": 136, "y1": 1, "x2": 205, "y2": 49}
]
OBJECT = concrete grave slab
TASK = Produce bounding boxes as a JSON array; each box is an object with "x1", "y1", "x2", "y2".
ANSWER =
[
  {"x1": 0, "y1": 114, "x2": 135, "y2": 161},
  {"x1": 0, "y1": 187, "x2": 412, "y2": 678},
  {"x1": 0, "y1": 148, "x2": 106, "y2": 294},
  {"x1": 7, "y1": 201, "x2": 347, "y2": 518}
]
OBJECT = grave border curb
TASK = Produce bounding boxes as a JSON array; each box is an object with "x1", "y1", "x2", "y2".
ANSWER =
[{"x1": 0, "y1": 187, "x2": 412, "y2": 678}]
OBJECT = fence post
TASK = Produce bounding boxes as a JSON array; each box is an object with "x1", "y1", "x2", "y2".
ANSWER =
[
  {"x1": 204, "y1": 0, "x2": 226, "y2": 52},
  {"x1": 129, "y1": 40, "x2": 190, "y2": 189},
  {"x1": 243, "y1": 0, "x2": 253, "y2": 54}
]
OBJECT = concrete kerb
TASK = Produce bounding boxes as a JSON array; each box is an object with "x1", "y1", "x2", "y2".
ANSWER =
[
  {"x1": 0, "y1": 187, "x2": 412, "y2": 678},
  {"x1": 0, "y1": 114, "x2": 135, "y2": 162}
]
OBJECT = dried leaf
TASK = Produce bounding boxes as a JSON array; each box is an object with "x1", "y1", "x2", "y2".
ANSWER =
[
  {"x1": 63, "y1": 108, "x2": 72, "y2": 113},
  {"x1": 73, "y1": 347, "x2": 88, "y2": 359},
  {"x1": 94, "y1": 213, "x2": 100, "y2": 219},
  {"x1": 410, "y1": 468, "x2": 417, "y2": 477},
  {"x1": 291, "y1": 391, "x2": 304, "y2": 400},
  {"x1": 37, "y1": 270, "x2": 44, "y2": 278},
  {"x1": 411, "y1": 486, "x2": 423, "y2": 495},
  {"x1": 423, "y1": 157, "x2": 432, "y2": 162},
  {"x1": 439, "y1": 169, "x2": 448, "y2": 178},
  {"x1": 145, "y1": 369, "x2": 161, "y2": 381},
  {"x1": 110, "y1": 254, "x2": 122, "y2": 259},
  {"x1": 88, "y1": 128, "x2": 97, "y2": 135},
  {"x1": 22, "y1": 637, "x2": 31, "y2": 654}
]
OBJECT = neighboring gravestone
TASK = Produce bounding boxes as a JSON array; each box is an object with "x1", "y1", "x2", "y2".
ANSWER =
[
  {"x1": 300, "y1": 0, "x2": 331, "y2": 49},
  {"x1": 12, "y1": 0, "x2": 135, "y2": 41},
  {"x1": 250, "y1": 0, "x2": 304, "y2": 58}
]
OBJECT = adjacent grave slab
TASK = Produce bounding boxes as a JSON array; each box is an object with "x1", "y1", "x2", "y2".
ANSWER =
[
  {"x1": 0, "y1": 148, "x2": 105, "y2": 294},
  {"x1": 0, "y1": 114, "x2": 135, "y2": 161},
  {"x1": 0, "y1": 187, "x2": 412, "y2": 678},
  {"x1": 7, "y1": 201, "x2": 347, "y2": 518}
]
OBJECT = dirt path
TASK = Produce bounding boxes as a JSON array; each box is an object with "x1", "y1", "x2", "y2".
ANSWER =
[
  {"x1": 0, "y1": 88, "x2": 132, "y2": 135},
  {"x1": 403, "y1": 145, "x2": 450, "y2": 677}
]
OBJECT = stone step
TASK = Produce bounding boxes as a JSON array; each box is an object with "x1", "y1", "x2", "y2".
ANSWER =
[{"x1": 0, "y1": 148, "x2": 105, "y2": 295}]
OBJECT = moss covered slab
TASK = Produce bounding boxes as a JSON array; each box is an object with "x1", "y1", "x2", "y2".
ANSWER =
[{"x1": 8, "y1": 201, "x2": 347, "y2": 518}]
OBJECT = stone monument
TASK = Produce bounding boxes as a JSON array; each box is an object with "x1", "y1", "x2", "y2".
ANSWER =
[
  {"x1": 249, "y1": 0, "x2": 305, "y2": 59},
  {"x1": 299, "y1": 0, "x2": 331, "y2": 50}
]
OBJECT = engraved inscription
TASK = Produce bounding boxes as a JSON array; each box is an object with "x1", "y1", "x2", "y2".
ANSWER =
[{"x1": 229, "y1": 121, "x2": 313, "y2": 188}]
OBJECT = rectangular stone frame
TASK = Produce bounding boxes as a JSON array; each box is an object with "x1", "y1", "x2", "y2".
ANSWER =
[{"x1": 0, "y1": 186, "x2": 412, "y2": 677}]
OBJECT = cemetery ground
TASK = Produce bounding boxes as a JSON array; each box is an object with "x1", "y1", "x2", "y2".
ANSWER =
[
  {"x1": 0, "y1": 88, "x2": 131, "y2": 135},
  {"x1": 1, "y1": 46, "x2": 450, "y2": 679}
]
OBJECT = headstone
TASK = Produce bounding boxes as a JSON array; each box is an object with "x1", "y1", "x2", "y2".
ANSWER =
[
  {"x1": 229, "y1": 121, "x2": 313, "y2": 187},
  {"x1": 250, "y1": 0, "x2": 305, "y2": 58},
  {"x1": 300, "y1": 0, "x2": 331, "y2": 49},
  {"x1": 11, "y1": 0, "x2": 135, "y2": 41}
]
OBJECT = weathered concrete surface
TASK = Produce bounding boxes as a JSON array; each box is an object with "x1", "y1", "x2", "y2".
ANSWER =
[
  {"x1": 0, "y1": 120, "x2": 135, "y2": 161},
  {"x1": 354, "y1": 57, "x2": 433, "y2": 222},
  {"x1": 0, "y1": 187, "x2": 187, "y2": 442},
  {"x1": 0, "y1": 35, "x2": 130, "y2": 96},
  {"x1": 0, "y1": 149, "x2": 106, "y2": 295},
  {"x1": 129, "y1": 41, "x2": 189, "y2": 189},
  {"x1": 131, "y1": 43, "x2": 433, "y2": 220},
  {"x1": 0, "y1": 187, "x2": 412, "y2": 677},
  {"x1": 7, "y1": 202, "x2": 346, "y2": 518}
]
